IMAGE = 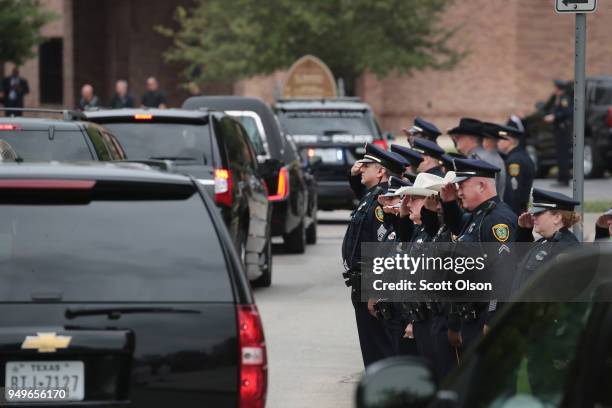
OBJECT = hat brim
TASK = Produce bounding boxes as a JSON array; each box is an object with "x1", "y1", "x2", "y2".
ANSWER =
[
  {"x1": 395, "y1": 186, "x2": 438, "y2": 197},
  {"x1": 443, "y1": 171, "x2": 468, "y2": 184},
  {"x1": 357, "y1": 158, "x2": 377, "y2": 164},
  {"x1": 528, "y1": 206, "x2": 549, "y2": 215}
]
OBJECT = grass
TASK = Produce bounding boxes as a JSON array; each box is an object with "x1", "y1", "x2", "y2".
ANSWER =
[{"x1": 584, "y1": 201, "x2": 611, "y2": 213}]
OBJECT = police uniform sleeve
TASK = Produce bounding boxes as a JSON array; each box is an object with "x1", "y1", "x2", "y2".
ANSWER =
[
  {"x1": 362, "y1": 201, "x2": 388, "y2": 244},
  {"x1": 349, "y1": 172, "x2": 365, "y2": 199},
  {"x1": 442, "y1": 200, "x2": 469, "y2": 236},
  {"x1": 421, "y1": 207, "x2": 440, "y2": 237},
  {"x1": 517, "y1": 226, "x2": 535, "y2": 243},
  {"x1": 391, "y1": 214, "x2": 415, "y2": 242},
  {"x1": 505, "y1": 155, "x2": 532, "y2": 215}
]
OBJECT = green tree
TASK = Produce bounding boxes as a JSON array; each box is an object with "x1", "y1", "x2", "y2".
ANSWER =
[
  {"x1": 158, "y1": 0, "x2": 462, "y2": 94},
  {"x1": 0, "y1": 0, "x2": 56, "y2": 65}
]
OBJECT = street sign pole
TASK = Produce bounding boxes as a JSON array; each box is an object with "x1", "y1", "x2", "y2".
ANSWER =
[{"x1": 573, "y1": 13, "x2": 586, "y2": 241}]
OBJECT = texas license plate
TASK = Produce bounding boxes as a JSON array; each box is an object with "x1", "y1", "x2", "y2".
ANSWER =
[
  {"x1": 5, "y1": 361, "x2": 84, "y2": 401},
  {"x1": 314, "y1": 148, "x2": 343, "y2": 163}
]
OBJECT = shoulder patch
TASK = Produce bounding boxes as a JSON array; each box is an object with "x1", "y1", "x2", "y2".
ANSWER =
[
  {"x1": 561, "y1": 98, "x2": 569, "y2": 107},
  {"x1": 492, "y1": 223, "x2": 510, "y2": 242},
  {"x1": 375, "y1": 206, "x2": 384, "y2": 222},
  {"x1": 508, "y1": 163, "x2": 520, "y2": 177}
]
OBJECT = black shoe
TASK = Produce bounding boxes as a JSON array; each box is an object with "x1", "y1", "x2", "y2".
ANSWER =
[{"x1": 550, "y1": 181, "x2": 569, "y2": 188}]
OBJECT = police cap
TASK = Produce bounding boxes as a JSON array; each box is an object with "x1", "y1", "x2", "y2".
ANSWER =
[
  {"x1": 357, "y1": 143, "x2": 406, "y2": 175},
  {"x1": 529, "y1": 188, "x2": 580, "y2": 214},
  {"x1": 411, "y1": 137, "x2": 445, "y2": 159},
  {"x1": 404, "y1": 117, "x2": 441, "y2": 140},
  {"x1": 390, "y1": 144, "x2": 423, "y2": 168},
  {"x1": 450, "y1": 157, "x2": 501, "y2": 182},
  {"x1": 447, "y1": 117, "x2": 485, "y2": 138}
]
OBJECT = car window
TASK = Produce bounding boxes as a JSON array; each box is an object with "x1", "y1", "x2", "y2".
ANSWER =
[
  {"x1": 591, "y1": 85, "x2": 612, "y2": 106},
  {"x1": 85, "y1": 125, "x2": 112, "y2": 161},
  {"x1": 215, "y1": 116, "x2": 256, "y2": 172},
  {"x1": 0, "y1": 193, "x2": 233, "y2": 302},
  {"x1": 101, "y1": 123, "x2": 212, "y2": 164},
  {"x1": 101, "y1": 131, "x2": 127, "y2": 159},
  {"x1": 277, "y1": 110, "x2": 378, "y2": 141},
  {"x1": 0, "y1": 129, "x2": 92, "y2": 161},
  {"x1": 231, "y1": 114, "x2": 267, "y2": 157},
  {"x1": 464, "y1": 302, "x2": 591, "y2": 408}
]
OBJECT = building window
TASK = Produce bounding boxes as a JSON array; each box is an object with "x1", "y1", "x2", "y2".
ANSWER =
[{"x1": 39, "y1": 38, "x2": 63, "y2": 104}]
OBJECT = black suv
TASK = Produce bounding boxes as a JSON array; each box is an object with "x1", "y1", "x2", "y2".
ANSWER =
[
  {"x1": 183, "y1": 96, "x2": 318, "y2": 253},
  {"x1": 274, "y1": 98, "x2": 388, "y2": 210},
  {"x1": 523, "y1": 76, "x2": 612, "y2": 178},
  {"x1": 0, "y1": 163, "x2": 266, "y2": 407},
  {"x1": 83, "y1": 109, "x2": 273, "y2": 286},
  {"x1": 0, "y1": 109, "x2": 126, "y2": 161}
]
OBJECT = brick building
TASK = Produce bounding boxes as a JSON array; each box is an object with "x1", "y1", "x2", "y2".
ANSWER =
[{"x1": 4, "y1": 0, "x2": 612, "y2": 133}]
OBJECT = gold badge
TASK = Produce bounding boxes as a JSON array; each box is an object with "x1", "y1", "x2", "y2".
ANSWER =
[
  {"x1": 21, "y1": 332, "x2": 72, "y2": 353},
  {"x1": 561, "y1": 98, "x2": 569, "y2": 107},
  {"x1": 375, "y1": 206, "x2": 384, "y2": 222},
  {"x1": 509, "y1": 163, "x2": 520, "y2": 177},
  {"x1": 492, "y1": 224, "x2": 510, "y2": 243}
]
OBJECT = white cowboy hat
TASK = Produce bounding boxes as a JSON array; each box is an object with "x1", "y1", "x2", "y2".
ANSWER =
[{"x1": 395, "y1": 172, "x2": 444, "y2": 197}]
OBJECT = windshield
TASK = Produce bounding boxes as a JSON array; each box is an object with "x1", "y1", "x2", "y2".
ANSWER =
[
  {"x1": 463, "y1": 302, "x2": 591, "y2": 407},
  {"x1": 0, "y1": 194, "x2": 232, "y2": 302},
  {"x1": 0, "y1": 130, "x2": 92, "y2": 161},
  {"x1": 102, "y1": 123, "x2": 212, "y2": 164},
  {"x1": 277, "y1": 110, "x2": 377, "y2": 140}
]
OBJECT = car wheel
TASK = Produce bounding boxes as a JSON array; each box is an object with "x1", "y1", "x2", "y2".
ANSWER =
[
  {"x1": 306, "y1": 208, "x2": 317, "y2": 245},
  {"x1": 284, "y1": 220, "x2": 306, "y2": 254},
  {"x1": 252, "y1": 236, "x2": 272, "y2": 287}
]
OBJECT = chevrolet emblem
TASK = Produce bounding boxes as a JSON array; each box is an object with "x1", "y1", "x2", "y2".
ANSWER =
[{"x1": 21, "y1": 332, "x2": 71, "y2": 353}]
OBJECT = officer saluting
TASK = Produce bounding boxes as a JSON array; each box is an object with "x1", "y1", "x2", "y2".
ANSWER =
[
  {"x1": 496, "y1": 123, "x2": 535, "y2": 215},
  {"x1": 342, "y1": 143, "x2": 407, "y2": 367},
  {"x1": 545, "y1": 80, "x2": 573, "y2": 187},
  {"x1": 440, "y1": 158, "x2": 518, "y2": 350}
]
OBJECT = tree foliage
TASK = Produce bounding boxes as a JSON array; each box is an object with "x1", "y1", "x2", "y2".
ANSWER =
[
  {"x1": 0, "y1": 0, "x2": 56, "y2": 65},
  {"x1": 158, "y1": 0, "x2": 462, "y2": 91}
]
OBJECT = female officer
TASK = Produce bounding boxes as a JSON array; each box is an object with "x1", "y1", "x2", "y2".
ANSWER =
[{"x1": 512, "y1": 188, "x2": 580, "y2": 293}]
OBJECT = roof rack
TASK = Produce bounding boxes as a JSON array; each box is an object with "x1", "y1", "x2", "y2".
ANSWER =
[
  {"x1": 275, "y1": 97, "x2": 362, "y2": 103},
  {"x1": 0, "y1": 108, "x2": 87, "y2": 121}
]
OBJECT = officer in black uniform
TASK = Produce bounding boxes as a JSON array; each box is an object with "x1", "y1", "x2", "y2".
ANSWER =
[
  {"x1": 390, "y1": 144, "x2": 423, "y2": 179},
  {"x1": 511, "y1": 189, "x2": 580, "y2": 294},
  {"x1": 441, "y1": 152, "x2": 466, "y2": 174},
  {"x1": 495, "y1": 123, "x2": 535, "y2": 215},
  {"x1": 342, "y1": 143, "x2": 408, "y2": 367},
  {"x1": 546, "y1": 80, "x2": 573, "y2": 187},
  {"x1": 440, "y1": 158, "x2": 518, "y2": 351},
  {"x1": 403, "y1": 117, "x2": 442, "y2": 144},
  {"x1": 411, "y1": 138, "x2": 446, "y2": 177}
]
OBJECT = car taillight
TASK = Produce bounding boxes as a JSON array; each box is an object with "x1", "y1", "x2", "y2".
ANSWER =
[
  {"x1": 237, "y1": 305, "x2": 267, "y2": 408},
  {"x1": 607, "y1": 107, "x2": 612, "y2": 128},
  {"x1": 0, "y1": 179, "x2": 96, "y2": 189},
  {"x1": 373, "y1": 139, "x2": 388, "y2": 150},
  {"x1": 268, "y1": 167, "x2": 289, "y2": 201},
  {"x1": 214, "y1": 168, "x2": 233, "y2": 206},
  {"x1": 0, "y1": 124, "x2": 21, "y2": 131}
]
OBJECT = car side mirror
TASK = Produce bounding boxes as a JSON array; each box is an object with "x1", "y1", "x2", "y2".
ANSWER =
[
  {"x1": 307, "y1": 155, "x2": 322, "y2": 168},
  {"x1": 384, "y1": 131, "x2": 395, "y2": 141},
  {"x1": 356, "y1": 357, "x2": 437, "y2": 408}
]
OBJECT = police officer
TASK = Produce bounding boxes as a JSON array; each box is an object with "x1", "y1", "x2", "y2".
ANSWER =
[
  {"x1": 545, "y1": 80, "x2": 573, "y2": 187},
  {"x1": 403, "y1": 117, "x2": 442, "y2": 144},
  {"x1": 411, "y1": 138, "x2": 446, "y2": 177},
  {"x1": 495, "y1": 123, "x2": 535, "y2": 215},
  {"x1": 448, "y1": 118, "x2": 507, "y2": 197},
  {"x1": 390, "y1": 144, "x2": 423, "y2": 179},
  {"x1": 440, "y1": 158, "x2": 518, "y2": 350},
  {"x1": 342, "y1": 143, "x2": 407, "y2": 367},
  {"x1": 441, "y1": 152, "x2": 466, "y2": 174},
  {"x1": 511, "y1": 189, "x2": 580, "y2": 293}
]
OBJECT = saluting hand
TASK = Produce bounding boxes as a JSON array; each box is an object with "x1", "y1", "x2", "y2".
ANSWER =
[
  {"x1": 399, "y1": 195, "x2": 410, "y2": 218},
  {"x1": 403, "y1": 323, "x2": 414, "y2": 339},
  {"x1": 518, "y1": 212, "x2": 534, "y2": 229},
  {"x1": 424, "y1": 195, "x2": 438, "y2": 212},
  {"x1": 350, "y1": 162, "x2": 363, "y2": 176},
  {"x1": 440, "y1": 183, "x2": 458, "y2": 203},
  {"x1": 596, "y1": 213, "x2": 612, "y2": 229}
]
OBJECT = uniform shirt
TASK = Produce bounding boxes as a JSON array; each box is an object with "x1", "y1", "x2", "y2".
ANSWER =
[
  {"x1": 553, "y1": 93, "x2": 573, "y2": 130},
  {"x1": 141, "y1": 90, "x2": 166, "y2": 108},
  {"x1": 342, "y1": 178, "x2": 388, "y2": 271},
  {"x1": 511, "y1": 227, "x2": 579, "y2": 294},
  {"x1": 503, "y1": 145, "x2": 535, "y2": 216},
  {"x1": 467, "y1": 146, "x2": 507, "y2": 198}
]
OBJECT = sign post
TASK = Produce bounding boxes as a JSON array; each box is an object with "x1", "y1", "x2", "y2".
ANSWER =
[{"x1": 555, "y1": 0, "x2": 596, "y2": 241}]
